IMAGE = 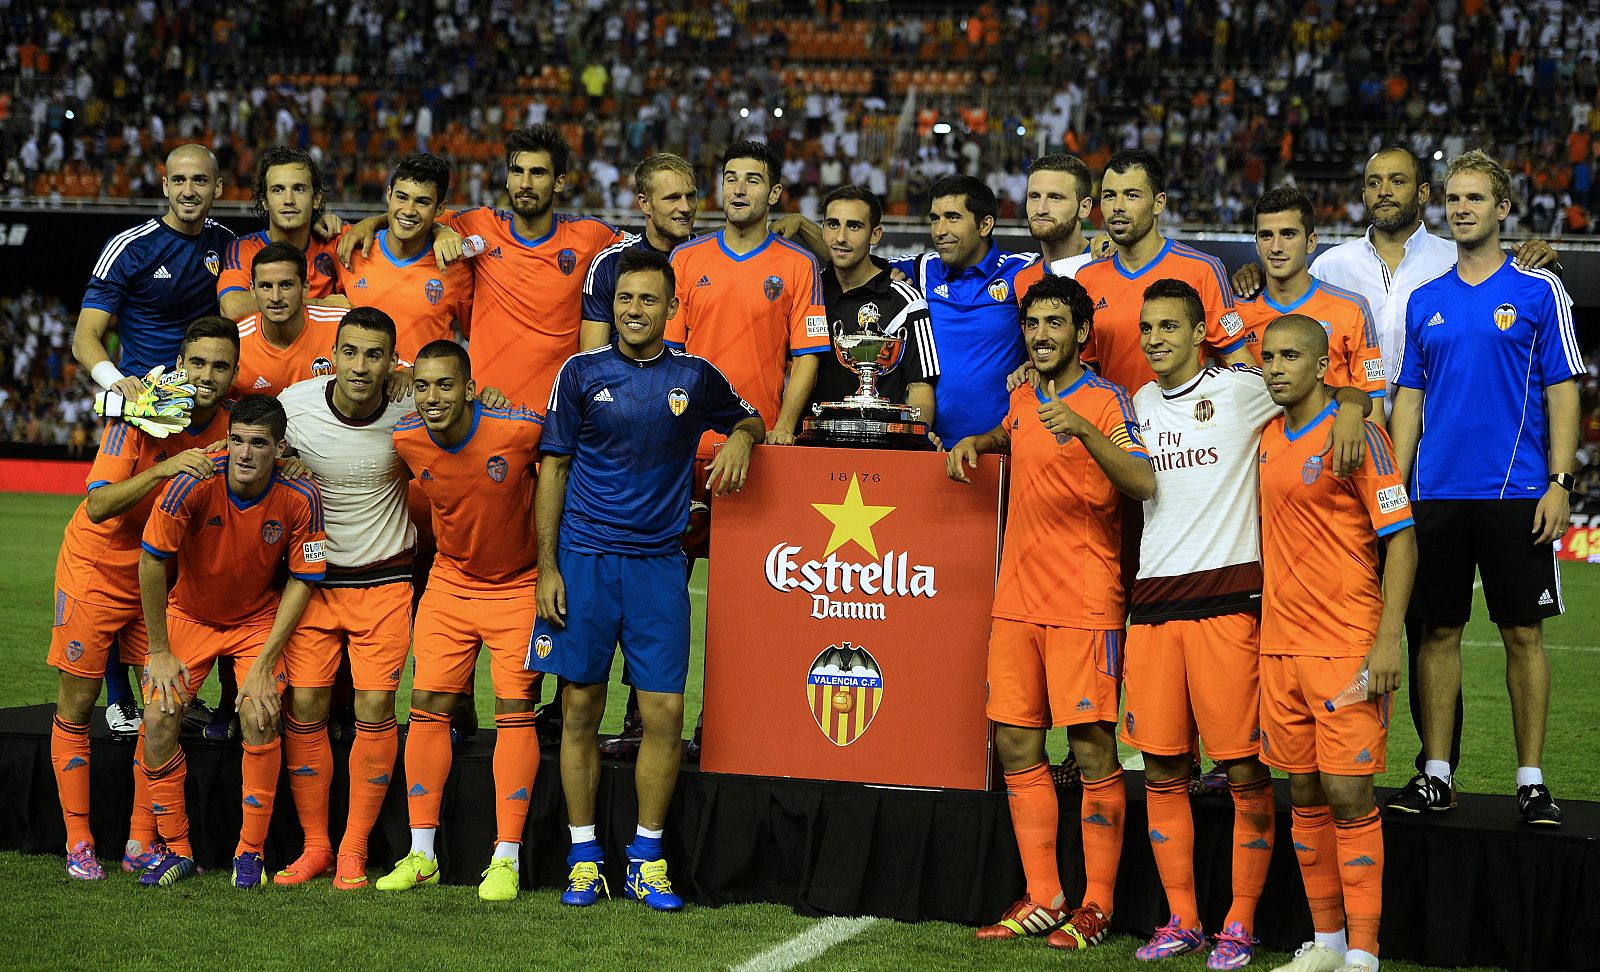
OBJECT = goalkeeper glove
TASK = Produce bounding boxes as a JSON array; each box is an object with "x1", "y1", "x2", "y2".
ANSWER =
[{"x1": 93, "y1": 366, "x2": 196, "y2": 438}]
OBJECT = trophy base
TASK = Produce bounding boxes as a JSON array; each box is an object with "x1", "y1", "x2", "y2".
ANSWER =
[{"x1": 798, "y1": 405, "x2": 933, "y2": 451}]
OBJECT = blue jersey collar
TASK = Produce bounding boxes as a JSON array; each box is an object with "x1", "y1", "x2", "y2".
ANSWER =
[
  {"x1": 717, "y1": 229, "x2": 775, "y2": 263},
  {"x1": 1033, "y1": 367, "x2": 1092, "y2": 404},
  {"x1": 226, "y1": 468, "x2": 277, "y2": 511},
  {"x1": 509, "y1": 214, "x2": 557, "y2": 248},
  {"x1": 377, "y1": 230, "x2": 432, "y2": 268},
  {"x1": 1112, "y1": 238, "x2": 1174, "y2": 280},
  {"x1": 943, "y1": 240, "x2": 1002, "y2": 279},
  {"x1": 1284, "y1": 398, "x2": 1338, "y2": 442},
  {"x1": 1264, "y1": 279, "x2": 1319, "y2": 314},
  {"x1": 429, "y1": 400, "x2": 482, "y2": 453}
]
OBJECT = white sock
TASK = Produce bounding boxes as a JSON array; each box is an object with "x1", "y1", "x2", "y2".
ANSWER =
[
  {"x1": 410, "y1": 827, "x2": 436, "y2": 860},
  {"x1": 1314, "y1": 929, "x2": 1348, "y2": 953},
  {"x1": 569, "y1": 824, "x2": 597, "y2": 844},
  {"x1": 1344, "y1": 947, "x2": 1379, "y2": 972},
  {"x1": 1516, "y1": 766, "x2": 1543, "y2": 788},
  {"x1": 1423, "y1": 760, "x2": 1451, "y2": 784},
  {"x1": 636, "y1": 824, "x2": 665, "y2": 839},
  {"x1": 493, "y1": 841, "x2": 520, "y2": 865}
]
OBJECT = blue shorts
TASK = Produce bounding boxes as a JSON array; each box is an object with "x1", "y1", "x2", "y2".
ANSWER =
[{"x1": 526, "y1": 548, "x2": 691, "y2": 695}]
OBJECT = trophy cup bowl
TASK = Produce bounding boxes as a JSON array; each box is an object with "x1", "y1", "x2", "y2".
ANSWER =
[{"x1": 797, "y1": 332, "x2": 934, "y2": 450}]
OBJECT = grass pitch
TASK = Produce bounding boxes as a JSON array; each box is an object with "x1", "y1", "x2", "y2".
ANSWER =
[{"x1": 0, "y1": 491, "x2": 1590, "y2": 971}]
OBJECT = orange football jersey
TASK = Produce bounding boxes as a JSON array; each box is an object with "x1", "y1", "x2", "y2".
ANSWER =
[
  {"x1": 229, "y1": 305, "x2": 347, "y2": 398},
  {"x1": 1233, "y1": 279, "x2": 1386, "y2": 397},
  {"x1": 218, "y1": 230, "x2": 343, "y2": 302},
  {"x1": 992, "y1": 374, "x2": 1149, "y2": 627},
  {"x1": 445, "y1": 209, "x2": 623, "y2": 410},
  {"x1": 392, "y1": 402, "x2": 543, "y2": 597},
  {"x1": 1259, "y1": 410, "x2": 1413, "y2": 656},
  {"x1": 142, "y1": 457, "x2": 327, "y2": 626},
  {"x1": 668, "y1": 231, "x2": 829, "y2": 456},
  {"x1": 336, "y1": 229, "x2": 474, "y2": 363},
  {"x1": 54, "y1": 407, "x2": 234, "y2": 608},
  {"x1": 1077, "y1": 239, "x2": 1245, "y2": 391}
]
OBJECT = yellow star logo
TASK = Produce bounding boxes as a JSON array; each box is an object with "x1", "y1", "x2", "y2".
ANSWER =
[{"x1": 811, "y1": 474, "x2": 896, "y2": 557}]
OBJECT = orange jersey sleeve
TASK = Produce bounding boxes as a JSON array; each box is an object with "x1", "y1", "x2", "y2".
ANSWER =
[
  {"x1": 229, "y1": 306, "x2": 346, "y2": 398},
  {"x1": 991, "y1": 374, "x2": 1147, "y2": 627},
  {"x1": 392, "y1": 403, "x2": 543, "y2": 596},
  {"x1": 143, "y1": 460, "x2": 327, "y2": 626},
  {"x1": 220, "y1": 231, "x2": 342, "y2": 302},
  {"x1": 453, "y1": 209, "x2": 624, "y2": 410},
  {"x1": 336, "y1": 229, "x2": 474, "y2": 363},
  {"x1": 1259, "y1": 411, "x2": 1412, "y2": 656},
  {"x1": 1012, "y1": 260, "x2": 1045, "y2": 307}
]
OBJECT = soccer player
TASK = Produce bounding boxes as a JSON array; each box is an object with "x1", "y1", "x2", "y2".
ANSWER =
[
  {"x1": 1233, "y1": 188, "x2": 1387, "y2": 422},
  {"x1": 1075, "y1": 150, "x2": 1253, "y2": 392},
  {"x1": 1389, "y1": 151, "x2": 1582, "y2": 825},
  {"x1": 71, "y1": 143, "x2": 234, "y2": 732},
  {"x1": 533, "y1": 249, "x2": 763, "y2": 911},
  {"x1": 135, "y1": 393, "x2": 326, "y2": 887},
  {"x1": 274, "y1": 308, "x2": 419, "y2": 888},
  {"x1": 1257, "y1": 314, "x2": 1416, "y2": 972},
  {"x1": 808, "y1": 185, "x2": 938, "y2": 425},
  {"x1": 892, "y1": 174, "x2": 1038, "y2": 445},
  {"x1": 1012, "y1": 154, "x2": 1099, "y2": 301},
  {"x1": 48, "y1": 316, "x2": 241, "y2": 879},
  {"x1": 218, "y1": 146, "x2": 348, "y2": 320},
  {"x1": 379, "y1": 341, "x2": 544, "y2": 901},
  {"x1": 1127, "y1": 282, "x2": 1371, "y2": 967},
  {"x1": 230, "y1": 242, "x2": 349, "y2": 398},
  {"x1": 947, "y1": 275, "x2": 1154, "y2": 951},
  {"x1": 583, "y1": 153, "x2": 701, "y2": 341},
  {"x1": 335, "y1": 153, "x2": 474, "y2": 362}
]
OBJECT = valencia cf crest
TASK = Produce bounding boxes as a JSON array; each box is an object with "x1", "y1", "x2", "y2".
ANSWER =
[
  {"x1": 205, "y1": 250, "x2": 220, "y2": 276},
  {"x1": 311, "y1": 356, "x2": 334, "y2": 377},
  {"x1": 425, "y1": 278, "x2": 445, "y2": 305},
  {"x1": 1494, "y1": 302, "x2": 1517, "y2": 331},
  {"x1": 533, "y1": 633, "x2": 554, "y2": 659},
  {"x1": 763, "y1": 275, "x2": 784, "y2": 302},
  {"x1": 262, "y1": 520, "x2": 284, "y2": 545},
  {"x1": 1302, "y1": 455, "x2": 1323, "y2": 485},
  {"x1": 66, "y1": 640, "x2": 84, "y2": 662},
  {"x1": 668, "y1": 387, "x2": 689, "y2": 416},
  {"x1": 987, "y1": 279, "x2": 1010, "y2": 302},
  {"x1": 806, "y1": 642, "x2": 883, "y2": 747},
  {"x1": 315, "y1": 252, "x2": 336, "y2": 279},
  {"x1": 558, "y1": 248, "x2": 577, "y2": 276},
  {"x1": 486, "y1": 455, "x2": 508, "y2": 482}
]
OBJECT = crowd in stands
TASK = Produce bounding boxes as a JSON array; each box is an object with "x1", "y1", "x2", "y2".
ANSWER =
[
  {"x1": 5, "y1": 0, "x2": 1600, "y2": 231},
  {"x1": 0, "y1": 290, "x2": 94, "y2": 452}
]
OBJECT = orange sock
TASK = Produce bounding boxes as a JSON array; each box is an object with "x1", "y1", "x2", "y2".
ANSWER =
[
  {"x1": 1080, "y1": 768, "x2": 1125, "y2": 914},
  {"x1": 1225, "y1": 777, "x2": 1275, "y2": 932},
  {"x1": 1291, "y1": 806, "x2": 1345, "y2": 934},
  {"x1": 236, "y1": 738, "x2": 281, "y2": 856},
  {"x1": 339, "y1": 716, "x2": 398, "y2": 859},
  {"x1": 51, "y1": 716, "x2": 92, "y2": 848},
  {"x1": 403, "y1": 710, "x2": 452, "y2": 829},
  {"x1": 1004, "y1": 762, "x2": 1063, "y2": 908},
  {"x1": 129, "y1": 735, "x2": 158, "y2": 847},
  {"x1": 1144, "y1": 775, "x2": 1197, "y2": 926},
  {"x1": 283, "y1": 717, "x2": 333, "y2": 851},
  {"x1": 493, "y1": 712, "x2": 540, "y2": 845},
  {"x1": 144, "y1": 747, "x2": 192, "y2": 859},
  {"x1": 1334, "y1": 808, "x2": 1383, "y2": 956}
]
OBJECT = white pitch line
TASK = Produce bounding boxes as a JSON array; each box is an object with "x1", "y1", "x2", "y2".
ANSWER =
[
  {"x1": 1463, "y1": 638, "x2": 1597, "y2": 653},
  {"x1": 729, "y1": 917, "x2": 879, "y2": 972}
]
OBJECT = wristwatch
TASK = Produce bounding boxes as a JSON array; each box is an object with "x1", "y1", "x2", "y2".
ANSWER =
[{"x1": 1550, "y1": 472, "x2": 1577, "y2": 492}]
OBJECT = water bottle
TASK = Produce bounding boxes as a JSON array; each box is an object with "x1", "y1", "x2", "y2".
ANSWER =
[
  {"x1": 1324, "y1": 668, "x2": 1370, "y2": 712},
  {"x1": 460, "y1": 234, "x2": 487, "y2": 258}
]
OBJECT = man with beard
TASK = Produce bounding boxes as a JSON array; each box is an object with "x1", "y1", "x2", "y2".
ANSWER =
[
  {"x1": 583, "y1": 153, "x2": 700, "y2": 342},
  {"x1": 1012, "y1": 154, "x2": 1099, "y2": 303},
  {"x1": 218, "y1": 146, "x2": 349, "y2": 320}
]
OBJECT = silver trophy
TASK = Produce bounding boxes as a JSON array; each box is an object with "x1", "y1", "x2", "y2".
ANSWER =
[{"x1": 798, "y1": 329, "x2": 933, "y2": 450}]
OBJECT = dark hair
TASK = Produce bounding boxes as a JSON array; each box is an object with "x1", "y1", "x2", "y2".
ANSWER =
[
  {"x1": 338, "y1": 306, "x2": 398, "y2": 354},
  {"x1": 230, "y1": 393, "x2": 288, "y2": 441},
  {"x1": 616, "y1": 248, "x2": 676, "y2": 295},
  {"x1": 928, "y1": 174, "x2": 998, "y2": 227},
  {"x1": 250, "y1": 146, "x2": 325, "y2": 223},
  {"x1": 389, "y1": 152, "x2": 451, "y2": 200},
  {"x1": 721, "y1": 139, "x2": 783, "y2": 185},
  {"x1": 181, "y1": 315, "x2": 241, "y2": 360},
  {"x1": 1141, "y1": 278, "x2": 1205, "y2": 328},
  {"x1": 1252, "y1": 185, "x2": 1316, "y2": 235},
  {"x1": 1264, "y1": 312, "x2": 1331, "y2": 357},
  {"x1": 823, "y1": 185, "x2": 883, "y2": 228},
  {"x1": 1019, "y1": 274, "x2": 1095, "y2": 331},
  {"x1": 505, "y1": 124, "x2": 572, "y2": 177},
  {"x1": 251, "y1": 240, "x2": 308, "y2": 284},
  {"x1": 1105, "y1": 149, "x2": 1167, "y2": 196},
  {"x1": 1370, "y1": 144, "x2": 1427, "y2": 186},
  {"x1": 414, "y1": 339, "x2": 472, "y2": 377},
  {"x1": 1028, "y1": 153, "x2": 1094, "y2": 201}
]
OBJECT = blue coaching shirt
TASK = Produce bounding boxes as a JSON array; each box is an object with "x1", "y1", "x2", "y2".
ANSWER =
[
  {"x1": 542, "y1": 345, "x2": 759, "y2": 555},
  {"x1": 890, "y1": 242, "x2": 1037, "y2": 444},
  {"x1": 82, "y1": 217, "x2": 234, "y2": 375},
  {"x1": 1397, "y1": 259, "x2": 1584, "y2": 499}
]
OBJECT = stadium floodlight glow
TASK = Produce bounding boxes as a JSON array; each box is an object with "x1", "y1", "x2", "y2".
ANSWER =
[
  {"x1": 740, "y1": 107, "x2": 749, "y2": 118},
  {"x1": 65, "y1": 110, "x2": 76, "y2": 120},
  {"x1": 774, "y1": 107, "x2": 784, "y2": 118},
  {"x1": 933, "y1": 122, "x2": 952, "y2": 135},
  {"x1": 1433, "y1": 151, "x2": 1443, "y2": 160},
  {"x1": 1016, "y1": 125, "x2": 1026, "y2": 136}
]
